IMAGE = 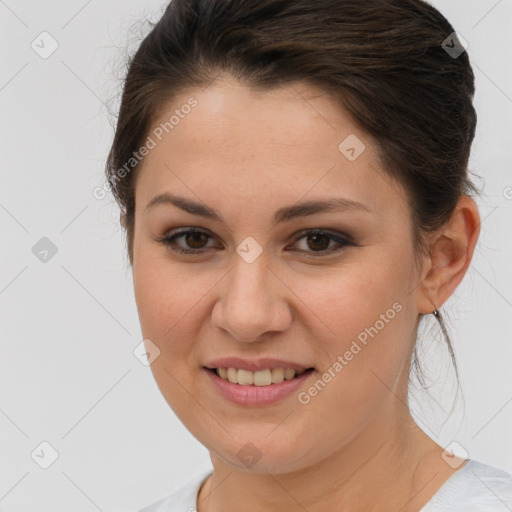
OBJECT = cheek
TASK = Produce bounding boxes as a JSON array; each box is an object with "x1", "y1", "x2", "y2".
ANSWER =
[
  {"x1": 133, "y1": 257, "x2": 206, "y2": 408},
  {"x1": 134, "y1": 264, "x2": 193, "y2": 344},
  {"x1": 304, "y1": 253, "x2": 414, "y2": 400},
  {"x1": 300, "y1": 255, "x2": 410, "y2": 346},
  {"x1": 133, "y1": 248, "x2": 223, "y2": 365}
]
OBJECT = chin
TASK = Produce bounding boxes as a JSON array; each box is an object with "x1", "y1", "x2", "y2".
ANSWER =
[{"x1": 202, "y1": 430, "x2": 316, "y2": 475}]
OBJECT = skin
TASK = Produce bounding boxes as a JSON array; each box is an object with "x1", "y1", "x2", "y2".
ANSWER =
[{"x1": 129, "y1": 75, "x2": 480, "y2": 512}]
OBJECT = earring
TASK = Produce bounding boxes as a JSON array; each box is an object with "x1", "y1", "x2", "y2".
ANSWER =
[{"x1": 431, "y1": 300, "x2": 449, "y2": 342}]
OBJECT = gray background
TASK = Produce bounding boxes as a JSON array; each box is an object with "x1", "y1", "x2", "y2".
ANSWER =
[{"x1": 1, "y1": 0, "x2": 511, "y2": 510}]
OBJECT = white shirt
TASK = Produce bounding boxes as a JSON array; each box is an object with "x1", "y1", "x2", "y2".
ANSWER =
[{"x1": 138, "y1": 459, "x2": 512, "y2": 512}]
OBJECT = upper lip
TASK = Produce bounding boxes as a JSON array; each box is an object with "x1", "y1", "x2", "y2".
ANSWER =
[{"x1": 204, "y1": 357, "x2": 313, "y2": 372}]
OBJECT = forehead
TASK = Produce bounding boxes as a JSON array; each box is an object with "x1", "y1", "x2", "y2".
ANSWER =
[{"x1": 135, "y1": 77, "x2": 407, "y2": 219}]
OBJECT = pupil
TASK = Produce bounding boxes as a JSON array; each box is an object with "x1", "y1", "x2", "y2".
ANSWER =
[
  {"x1": 187, "y1": 232, "x2": 207, "y2": 248},
  {"x1": 308, "y1": 233, "x2": 329, "y2": 251}
]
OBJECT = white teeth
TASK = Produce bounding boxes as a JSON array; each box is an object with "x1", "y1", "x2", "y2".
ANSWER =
[
  {"x1": 284, "y1": 368, "x2": 296, "y2": 380},
  {"x1": 237, "y1": 369, "x2": 254, "y2": 385},
  {"x1": 215, "y1": 367, "x2": 308, "y2": 386},
  {"x1": 227, "y1": 367, "x2": 238, "y2": 384},
  {"x1": 271, "y1": 368, "x2": 284, "y2": 383},
  {"x1": 253, "y1": 369, "x2": 272, "y2": 386}
]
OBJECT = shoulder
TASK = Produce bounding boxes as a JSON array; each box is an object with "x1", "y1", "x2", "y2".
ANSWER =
[
  {"x1": 137, "y1": 469, "x2": 212, "y2": 512},
  {"x1": 421, "y1": 459, "x2": 512, "y2": 511}
]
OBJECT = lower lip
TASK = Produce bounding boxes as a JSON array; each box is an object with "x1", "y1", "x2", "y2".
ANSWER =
[{"x1": 203, "y1": 368, "x2": 315, "y2": 406}]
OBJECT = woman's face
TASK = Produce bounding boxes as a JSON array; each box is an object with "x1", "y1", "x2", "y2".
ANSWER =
[{"x1": 132, "y1": 76, "x2": 427, "y2": 473}]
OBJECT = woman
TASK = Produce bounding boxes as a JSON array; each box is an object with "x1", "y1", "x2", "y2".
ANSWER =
[{"x1": 106, "y1": 0, "x2": 512, "y2": 510}]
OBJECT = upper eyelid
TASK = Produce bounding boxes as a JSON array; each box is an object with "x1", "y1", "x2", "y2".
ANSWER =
[{"x1": 165, "y1": 226, "x2": 348, "y2": 240}]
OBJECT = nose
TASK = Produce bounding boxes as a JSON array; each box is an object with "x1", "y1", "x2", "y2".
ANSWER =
[{"x1": 211, "y1": 255, "x2": 292, "y2": 343}]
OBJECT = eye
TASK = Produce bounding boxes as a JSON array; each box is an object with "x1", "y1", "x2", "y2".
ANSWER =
[
  {"x1": 158, "y1": 228, "x2": 353, "y2": 256},
  {"x1": 159, "y1": 228, "x2": 217, "y2": 254},
  {"x1": 289, "y1": 229, "x2": 353, "y2": 255}
]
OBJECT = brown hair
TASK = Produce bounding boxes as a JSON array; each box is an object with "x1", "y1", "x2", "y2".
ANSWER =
[{"x1": 106, "y1": 0, "x2": 481, "y2": 397}]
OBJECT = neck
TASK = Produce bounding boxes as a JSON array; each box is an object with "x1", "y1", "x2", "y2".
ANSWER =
[{"x1": 197, "y1": 406, "x2": 455, "y2": 512}]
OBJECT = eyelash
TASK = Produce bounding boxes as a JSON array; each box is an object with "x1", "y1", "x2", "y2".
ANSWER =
[{"x1": 158, "y1": 228, "x2": 354, "y2": 257}]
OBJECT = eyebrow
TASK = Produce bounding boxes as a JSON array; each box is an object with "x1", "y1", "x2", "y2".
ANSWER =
[{"x1": 145, "y1": 192, "x2": 373, "y2": 225}]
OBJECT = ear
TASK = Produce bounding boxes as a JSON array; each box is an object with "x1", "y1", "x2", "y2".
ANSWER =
[{"x1": 417, "y1": 195, "x2": 481, "y2": 314}]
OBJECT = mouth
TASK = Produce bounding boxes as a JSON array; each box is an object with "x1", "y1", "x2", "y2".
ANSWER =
[
  {"x1": 204, "y1": 366, "x2": 315, "y2": 387},
  {"x1": 203, "y1": 365, "x2": 316, "y2": 406}
]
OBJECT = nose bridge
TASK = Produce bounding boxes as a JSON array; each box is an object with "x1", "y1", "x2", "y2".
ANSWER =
[
  {"x1": 232, "y1": 251, "x2": 270, "y2": 301},
  {"x1": 212, "y1": 251, "x2": 290, "y2": 342}
]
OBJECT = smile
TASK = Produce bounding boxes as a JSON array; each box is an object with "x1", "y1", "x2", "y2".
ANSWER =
[
  {"x1": 213, "y1": 367, "x2": 310, "y2": 386},
  {"x1": 204, "y1": 367, "x2": 316, "y2": 406}
]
